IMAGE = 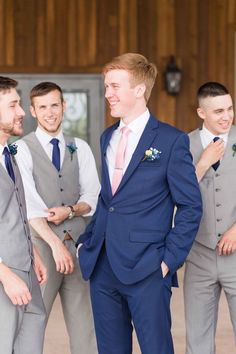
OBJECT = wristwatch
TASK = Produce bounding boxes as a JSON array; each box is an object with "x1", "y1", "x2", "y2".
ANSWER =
[{"x1": 67, "y1": 205, "x2": 75, "y2": 220}]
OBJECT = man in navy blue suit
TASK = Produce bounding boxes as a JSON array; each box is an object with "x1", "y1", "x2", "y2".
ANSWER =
[{"x1": 76, "y1": 53, "x2": 202, "y2": 354}]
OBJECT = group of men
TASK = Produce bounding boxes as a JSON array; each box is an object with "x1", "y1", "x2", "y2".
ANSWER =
[{"x1": 0, "y1": 52, "x2": 235, "y2": 354}]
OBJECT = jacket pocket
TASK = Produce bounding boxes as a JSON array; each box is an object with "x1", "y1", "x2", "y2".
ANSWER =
[{"x1": 129, "y1": 230, "x2": 165, "y2": 243}]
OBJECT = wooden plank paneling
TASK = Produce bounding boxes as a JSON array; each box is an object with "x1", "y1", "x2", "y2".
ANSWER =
[
  {"x1": 5, "y1": 0, "x2": 14, "y2": 66},
  {"x1": 36, "y1": 0, "x2": 46, "y2": 67},
  {"x1": 0, "y1": 0, "x2": 235, "y2": 131},
  {"x1": 0, "y1": 0, "x2": 5, "y2": 65}
]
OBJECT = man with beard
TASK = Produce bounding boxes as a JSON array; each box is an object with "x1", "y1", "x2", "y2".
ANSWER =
[
  {"x1": 16, "y1": 82, "x2": 100, "y2": 354},
  {"x1": 0, "y1": 76, "x2": 46, "y2": 354}
]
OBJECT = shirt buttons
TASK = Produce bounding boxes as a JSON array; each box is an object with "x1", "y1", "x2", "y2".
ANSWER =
[
  {"x1": 216, "y1": 203, "x2": 221, "y2": 207},
  {"x1": 215, "y1": 188, "x2": 221, "y2": 192},
  {"x1": 109, "y1": 207, "x2": 114, "y2": 212},
  {"x1": 216, "y1": 218, "x2": 222, "y2": 222},
  {"x1": 218, "y1": 233, "x2": 221, "y2": 237}
]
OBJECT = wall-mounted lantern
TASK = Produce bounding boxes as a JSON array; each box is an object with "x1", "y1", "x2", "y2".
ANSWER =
[{"x1": 165, "y1": 56, "x2": 182, "y2": 95}]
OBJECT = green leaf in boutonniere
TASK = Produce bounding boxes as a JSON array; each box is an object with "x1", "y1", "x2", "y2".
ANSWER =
[
  {"x1": 66, "y1": 142, "x2": 78, "y2": 161},
  {"x1": 232, "y1": 143, "x2": 236, "y2": 157},
  {"x1": 8, "y1": 143, "x2": 18, "y2": 164}
]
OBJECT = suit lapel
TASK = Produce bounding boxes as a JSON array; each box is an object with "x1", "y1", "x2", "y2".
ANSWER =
[
  {"x1": 220, "y1": 125, "x2": 236, "y2": 169},
  {"x1": 101, "y1": 122, "x2": 119, "y2": 199},
  {"x1": 115, "y1": 115, "x2": 159, "y2": 194}
]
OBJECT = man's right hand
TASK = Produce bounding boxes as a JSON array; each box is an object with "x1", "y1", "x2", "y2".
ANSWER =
[
  {"x1": 29, "y1": 217, "x2": 74, "y2": 274},
  {"x1": 0, "y1": 264, "x2": 32, "y2": 306},
  {"x1": 50, "y1": 238, "x2": 74, "y2": 274},
  {"x1": 196, "y1": 139, "x2": 225, "y2": 181}
]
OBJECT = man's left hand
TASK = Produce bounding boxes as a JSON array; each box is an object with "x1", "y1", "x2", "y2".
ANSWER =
[
  {"x1": 161, "y1": 261, "x2": 169, "y2": 278},
  {"x1": 217, "y1": 224, "x2": 236, "y2": 256}
]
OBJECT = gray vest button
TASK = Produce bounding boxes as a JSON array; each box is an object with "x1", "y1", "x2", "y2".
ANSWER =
[{"x1": 109, "y1": 207, "x2": 114, "y2": 212}]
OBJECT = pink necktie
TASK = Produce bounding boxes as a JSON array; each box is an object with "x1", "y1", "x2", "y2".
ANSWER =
[{"x1": 111, "y1": 126, "x2": 130, "y2": 195}]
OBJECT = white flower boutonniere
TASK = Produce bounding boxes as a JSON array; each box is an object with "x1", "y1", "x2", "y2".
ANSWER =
[
  {"x1": 8, "y1": 143, "x2": 18, "y2": 164},
  {"x1": 142, "y1": 147, "x2": 162, "y2": 162}
]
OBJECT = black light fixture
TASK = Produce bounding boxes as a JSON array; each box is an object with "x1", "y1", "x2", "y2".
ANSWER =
[{"x1": 165, "y1": 56, "x2": 182, "y2": 95}]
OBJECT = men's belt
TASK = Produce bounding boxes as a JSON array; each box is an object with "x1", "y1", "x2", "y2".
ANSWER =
[{"x1": 63, "y1": 232, "x2": 73, "y2": 241}]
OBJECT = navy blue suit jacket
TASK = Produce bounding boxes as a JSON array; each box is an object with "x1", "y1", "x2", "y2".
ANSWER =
[{"x1": 78, "y1": 115, "x2": 202, "y2": 285}]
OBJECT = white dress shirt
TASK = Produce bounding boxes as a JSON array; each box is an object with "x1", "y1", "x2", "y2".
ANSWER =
[
  {"x1": 106, "y1": 110, "x2": 150, "y2": 184},
  {"x1": 15, "y1": 127, "x2": 100, "y2": 219},
  {"x1": 200, "y1": 124, "x2": 228, "y2": 150}
]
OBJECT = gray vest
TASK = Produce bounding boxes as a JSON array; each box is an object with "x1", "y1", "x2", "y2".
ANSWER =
[
  {"x1": 23, "y1": 133, "x2": 86, "y2": 242},
  {"x1": 189, "y1": 126, "x2": 236, "y2": 249},
  {"x1": 0, "y1": 156, "x2": 33, "y2": 271}
]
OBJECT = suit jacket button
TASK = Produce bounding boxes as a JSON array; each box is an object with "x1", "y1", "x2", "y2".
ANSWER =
[
  {"x1": 109, "y1": 207, "x2": 114, "y2": 212},
  {"x1": 216, "y1": 203, "x2": 221, "y2": 207},
  {"x1": 215, "y1": 188, "x2": 221, "y2": 192},
  {"x1": 216, "y1": 218, "x2": 222, "y2": 222},
  {"x1": 218, "y1": 233, "x2": 221, "y2": 237}
]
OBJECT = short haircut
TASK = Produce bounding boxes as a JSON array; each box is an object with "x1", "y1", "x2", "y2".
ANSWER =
[
  {"x1": 0, "y1": 76, "x2": 18, "y2": 94},
  {"x1": 102, "y1": 53, "x2": 158, "y2": 102},
  {"x1": 197, "y1": 82, "x2": 229, "y2": 104},
  {"x1": 30, "y1": 82, "x2": 64, "y2": 105}
]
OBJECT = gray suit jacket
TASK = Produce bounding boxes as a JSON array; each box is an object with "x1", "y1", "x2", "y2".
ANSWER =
[
  {"x1": 0, "y1": 155, "x2": 33, "y2": 271},
  {"x1": 189, "y1": 125, "x2": 236, "y2": 249}
]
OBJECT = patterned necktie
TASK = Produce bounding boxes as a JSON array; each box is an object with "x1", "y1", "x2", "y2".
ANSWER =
[
  {"x1": 111, "y1": 126, "x2": 130, "y2": 195},
  {"x1": 50, "y1": 138, "x2": 60, "y2": 171},
  {"x1": 3, "y1": 147, "x2": 15, "y2": 182},
  {"x1": 212, "y1": 136, "x2": 220, "y2": 171}
]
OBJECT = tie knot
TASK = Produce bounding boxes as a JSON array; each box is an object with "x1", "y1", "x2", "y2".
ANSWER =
[
  {"x1": 50, "y1": 138, "x2": 59, "y2": 146},
  {"x1": 213, "y1": 136, "x2": 220, "y2": 142},
  {"x1": 121, "y1": 126, "x2": 130, "y2": 136},
  {"x1": 3, "y1": 147, "x2": 10, "y2": 156}
]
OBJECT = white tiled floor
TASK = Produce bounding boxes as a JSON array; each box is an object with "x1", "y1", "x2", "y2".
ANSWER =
[{"x1": 44, "y1": 267, "x2": 235, "y2": 354}]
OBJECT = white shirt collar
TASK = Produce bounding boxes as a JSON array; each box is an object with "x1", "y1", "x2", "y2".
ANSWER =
[
  {"x1": 35, "y1": 127, "x2": 65, "y2": 147},
  {"x1": 118, "y1": 110, "x2": 150, "y2": 134},
  {"x1": 201, "y1": 124, "x2": 228, "y2": 143},
  {"x1": 0, "y1": 143, "x2": 9, "y2": 156}
]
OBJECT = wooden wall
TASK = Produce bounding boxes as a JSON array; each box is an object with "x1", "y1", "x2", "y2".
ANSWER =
[{"x1": 0, "y1": 0, "x2": 235, "y2": 132}]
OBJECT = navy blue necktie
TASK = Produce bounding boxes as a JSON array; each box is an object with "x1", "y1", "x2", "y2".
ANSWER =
[
  {"x1": 212, "y1": 136, "x2": 220, "y2": 171},
  {"x1": 3, "y1": 147, "x2": 15, "y2": 182},
  {"x1": 50, "y1": 138, "x2": 60, "y2": 171}
]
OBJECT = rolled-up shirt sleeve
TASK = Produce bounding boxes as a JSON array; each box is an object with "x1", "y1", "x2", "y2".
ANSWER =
[
  {"x1": 15, "y1": 139, "x2": 49, "y2": 220},
  {"x1": 75, "y1": 138, "x2": 100, "y2": 215}
]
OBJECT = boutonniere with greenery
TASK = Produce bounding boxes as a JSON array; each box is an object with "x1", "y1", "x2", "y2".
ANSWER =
[
  {"x1": 142, "y1": 147, "x2": 162, "y2": 162},
  {"x1": 232, "y1": 143, "x2": 236, "y2": 157},
  {"x1": 8, "y1": 143, "x2": 18, "y2": 164},
  {"x1": 66, "y1": 142, "x2": 78, "y2": 161}
]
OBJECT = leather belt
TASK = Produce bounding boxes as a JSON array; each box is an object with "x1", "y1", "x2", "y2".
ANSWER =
[{"x1": 63, "y1": 232, "x2": 73, "y2": 241}]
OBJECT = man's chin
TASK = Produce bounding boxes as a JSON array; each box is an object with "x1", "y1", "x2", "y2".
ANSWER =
[{"x1": 12, "y1": 128, "x2": 24, "y2": 136}]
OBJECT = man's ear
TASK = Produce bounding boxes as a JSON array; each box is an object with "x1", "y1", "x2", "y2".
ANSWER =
[
  {"x1": 197, "y1": 107, "x2": 205, "y2": 120},
  {"x1": 135, "y1": 83, "x2": 146, "y2": 98},
  {"x1": 62, "y1": 100, "x2": 66, "y2": 113},
  {"x1": 30, "y1": 105, "x2": 37, "y2": 118}
]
